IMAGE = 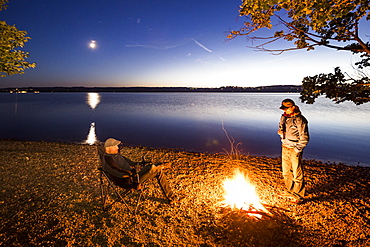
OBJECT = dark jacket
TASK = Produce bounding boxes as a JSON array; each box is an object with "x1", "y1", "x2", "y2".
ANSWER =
[{"x1": 103, "y1": 153, "x2": 138, "y2": 179}]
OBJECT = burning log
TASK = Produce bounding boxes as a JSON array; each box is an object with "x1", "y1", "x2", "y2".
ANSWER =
[{"x1": 221, "y1": 169, "x2": 272, "y2": 219}]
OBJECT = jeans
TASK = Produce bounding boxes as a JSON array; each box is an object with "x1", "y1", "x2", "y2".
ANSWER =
[
  {"x1": 281, "y1": 146, "x2": 305, "y2": 199},
  {"x1": 138, "y1": 164, "x2": 174, "y2": 200}
]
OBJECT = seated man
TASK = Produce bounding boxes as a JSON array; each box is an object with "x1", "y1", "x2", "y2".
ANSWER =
[{"x1": 103, "y1": 138, "x2": 175, "y2": 203}]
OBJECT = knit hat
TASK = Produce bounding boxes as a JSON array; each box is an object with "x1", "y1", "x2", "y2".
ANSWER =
[{"x1": 104, "y1": 138, "x2": 121, "y2": 148}]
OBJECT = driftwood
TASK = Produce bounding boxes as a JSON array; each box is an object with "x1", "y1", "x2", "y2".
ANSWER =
[
  {"x1": 239, "y1": 209, "x2": 273, "y2": 219},
  {"x1": 242, "y1": 205, "x2": 273, "y2": 217}
]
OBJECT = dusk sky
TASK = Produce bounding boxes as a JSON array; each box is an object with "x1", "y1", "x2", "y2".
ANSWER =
[{"x1": 1, "y1": 0, "x2": 368, "y2": 88}]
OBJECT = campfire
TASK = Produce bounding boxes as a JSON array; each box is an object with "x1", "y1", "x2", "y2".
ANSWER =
[{"x1": 221, "y1": 169, "x2": 271, "y2": 219}]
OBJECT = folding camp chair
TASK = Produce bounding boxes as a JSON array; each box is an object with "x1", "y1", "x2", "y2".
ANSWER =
[{"x1": 97, "y1": 145, "x2": 145, "y2": 213}]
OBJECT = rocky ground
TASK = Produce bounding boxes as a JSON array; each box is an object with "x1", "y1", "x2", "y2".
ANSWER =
[{"x1": 0, "y1": 140, "x2": 369, "y2": 246}]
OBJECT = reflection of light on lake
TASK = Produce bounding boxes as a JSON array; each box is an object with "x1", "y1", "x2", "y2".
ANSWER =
[
  {"x1": 87, "y1": 93, "x2": 101, "y2": 109},
  {"x1": 86, "y1": 93, "x2": 100, "y2": 144},
  {"x1": 85, "y1": 122, "x2": 98, "y2": 145}
]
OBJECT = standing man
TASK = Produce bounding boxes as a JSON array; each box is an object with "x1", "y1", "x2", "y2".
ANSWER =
[{"x1": 277, "y1": 99, "x2": 309, "y2": 204}]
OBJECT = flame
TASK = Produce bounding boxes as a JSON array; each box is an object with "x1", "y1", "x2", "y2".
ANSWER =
[{"x1": 221, "y1": 169, "x2": 269, "y2": 218}]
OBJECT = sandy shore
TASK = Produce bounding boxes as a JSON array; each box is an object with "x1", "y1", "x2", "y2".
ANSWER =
[{"x1": 1, "y1": 140, "x2": 369, "y2": 246}]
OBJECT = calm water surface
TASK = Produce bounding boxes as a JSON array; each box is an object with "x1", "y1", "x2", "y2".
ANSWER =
[{"x1": 0, "y1": 92, "x2": 369, "y2": 166}]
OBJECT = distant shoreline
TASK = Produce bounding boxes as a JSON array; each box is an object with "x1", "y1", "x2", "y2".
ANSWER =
[{"x1": 0, "y1": 85, "x2": 302, "y2": 93}]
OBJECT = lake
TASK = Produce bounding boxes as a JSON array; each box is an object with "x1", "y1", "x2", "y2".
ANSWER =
[{"x1": 0, "y1": 92, "x2": 369, "y2": 166}]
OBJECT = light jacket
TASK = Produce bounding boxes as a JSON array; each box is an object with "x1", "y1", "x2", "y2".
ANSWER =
[{"x1": 278, "y1": 113, "x2": 309, "y2": 153}]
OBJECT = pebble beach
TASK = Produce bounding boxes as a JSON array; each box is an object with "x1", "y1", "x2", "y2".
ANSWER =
[{"x1": 1, "y1": 140, "x2": 369, "y2": 246}]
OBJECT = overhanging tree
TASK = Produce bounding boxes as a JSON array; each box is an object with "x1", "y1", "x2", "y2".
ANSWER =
[
  {"x1": 0, "y1": 0, "x2": 36, "y2": 77},
  {"x1": 229, "y1": 0, "x2": 370, "y2": 104}
]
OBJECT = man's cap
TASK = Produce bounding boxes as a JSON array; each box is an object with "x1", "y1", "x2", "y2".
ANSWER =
[
  {"x1": 279, "y1": 98, "x2": 295, "y2": 109},
  {"x1": 104, "y1": 138, "x2": 121, "y2": 148}
]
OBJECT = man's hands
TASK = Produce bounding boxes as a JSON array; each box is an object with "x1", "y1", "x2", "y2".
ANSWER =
[
  {"x1": 134, "y1": 163, "x2": 142, "y2": 173},
  {"x1": 278, "y1": 129, "x2": 285, "y2": 139}
]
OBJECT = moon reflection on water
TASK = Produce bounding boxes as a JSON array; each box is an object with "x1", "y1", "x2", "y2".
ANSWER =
[
  {"x1": 85, "y1": 122, "x2": 97, "y2": 145},
  {"x1": 84, "y1": 93, "x2": 101, "y2": 145},
  {"x1": 87, "y1": 92, "x2": 100, "y2": 110}
]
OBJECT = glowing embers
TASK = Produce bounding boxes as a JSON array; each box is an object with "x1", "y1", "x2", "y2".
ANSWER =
[
  {"x1": 87, "y1": 92, "x2": 101, "y2": 109},
  {"x1": 221, "y1": 169, "x2": 270, "y2": 219},
  {"x1": 85, "y1": 122, "x2": 97, "y2": 145}
]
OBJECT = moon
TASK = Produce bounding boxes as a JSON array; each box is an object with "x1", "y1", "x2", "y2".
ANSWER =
[{"x1": 89, "y1": 40, "x2": 96, "y2": 49}]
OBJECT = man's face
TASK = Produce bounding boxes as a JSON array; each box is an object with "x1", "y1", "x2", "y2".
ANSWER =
[
  {"x1": 111, "y1": 145, "x2": 119, "y2": 154},
  {"x1": 283, "y1": 106, "x2": 294, "y2": 114},
  {"x1": 106, "y1": 145, "x2": 119, "y2": 154}
]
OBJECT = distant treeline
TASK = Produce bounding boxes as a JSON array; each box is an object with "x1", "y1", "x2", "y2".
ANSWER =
[{"x1": 0, "y1": 85, "x2": 302, "y2": 93}]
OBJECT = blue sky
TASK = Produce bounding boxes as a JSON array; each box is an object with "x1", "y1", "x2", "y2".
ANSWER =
[{"x1": 1, "y1": 0, "x2": 368, "y2": 88}]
